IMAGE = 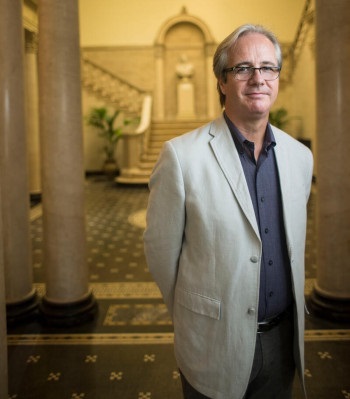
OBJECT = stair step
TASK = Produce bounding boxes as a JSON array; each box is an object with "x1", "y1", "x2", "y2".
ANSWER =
[
  {"x1": 118, "y1": 119, "x2": 210, "y2": 184},
  {"x1": 146, "y1": 147, "x2": 162, "y2": 155},
  {"x1": 151, "y1": 119, "x2": 209, "y2": 127},
  {"x1": 115, "y1": 167, "x2": 150, "y2": 185},
  {"x1": 139, "y1": 158, "x2": 157, "y2": 167}
]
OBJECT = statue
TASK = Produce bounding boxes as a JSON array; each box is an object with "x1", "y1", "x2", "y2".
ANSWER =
[
  {"x1": 176, "y1": 54, "x2": 194, "y2": 81},
  {"x1": 175, "y1": 54, "x2": 195, "y2": 119}
]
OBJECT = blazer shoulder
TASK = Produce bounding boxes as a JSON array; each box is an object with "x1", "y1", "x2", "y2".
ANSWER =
[
  {"x1": 169, "y1": 116, "x2": 226, "y2": 146},
  {"x1": 272, "y1": 126, "x2": 313, "y2": 156}
]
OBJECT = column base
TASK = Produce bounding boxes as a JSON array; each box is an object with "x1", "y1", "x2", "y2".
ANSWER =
[
  {"x1": 39, "y1": 292, "x2": 98, "y2": 326},
  {"x1": 308, "y1": 289, "x2": 350, "y2": 322},
  {"x1": 6, "y1": 291, "x2": 40, "y2": 326}
]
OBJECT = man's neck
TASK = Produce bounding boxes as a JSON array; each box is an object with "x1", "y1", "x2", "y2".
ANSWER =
[
  {"x1": 226, "y1": 109, "x2": 268, "y2": 135},
  {"x1": 224, "y1": 110, "x2": 269, "y2": 160}
]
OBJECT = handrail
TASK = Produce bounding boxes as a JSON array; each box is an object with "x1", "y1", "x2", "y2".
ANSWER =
[
  {"x1": 287, "y1": 0, "x2": 315, "y2": 79},
  {"x1": 116, "y1": 94, "x2": 153, "y2": 184},
  {"x1": 136, "y1": 95, "x2": 153, "y2": 135},
  {"x1": 81, "y1": 57, "x2": 150, "y2": 114},
  {"x1": 121, "y1": 95, "x2": 153, "y2": 156},
  {"x1": 82, "y1": 57, "x2": 148, "y2": 95},
  {"x1": 289, "y1": 0, "x2": 312, "y2": 56}
]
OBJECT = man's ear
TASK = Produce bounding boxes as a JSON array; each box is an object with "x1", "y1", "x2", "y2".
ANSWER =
[{"x1": 218, "y1": 78, "x2": 226, "y2": 96}]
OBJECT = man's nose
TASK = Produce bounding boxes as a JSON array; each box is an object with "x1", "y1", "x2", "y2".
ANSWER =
[{"x1": 249, "y1": 68, "x2": 265, "y2": 84}]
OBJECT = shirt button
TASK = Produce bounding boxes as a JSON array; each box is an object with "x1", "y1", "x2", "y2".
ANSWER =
[
  {"x1": 250, "y1": 256, "x2": 259, "y2": 263},
  {"x1": 264, "y1": 228, "x2": 269, "y2": 234},
  {"x1": 261, "y1": 196, "x2": 265, "y2": 202},
  {"x1": 268, "y1": 260, "x2": 273, "y2": 266},
  {"x1": 248, "y1": 307, "x2": 256, "y2": 315},
  {"x1": 269, "y1": 291, "x2": 274, "y2": 297}
]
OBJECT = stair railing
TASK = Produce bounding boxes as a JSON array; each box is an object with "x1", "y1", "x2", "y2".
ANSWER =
[
  {"x1": 116, "y1": 94, "x2": 153, "y2": 184},
  {"x1": 287, "y1": 0, "x2": 315, "y2": 81},
  {"x1": 81, "y1": 57, "x2": 148, "y2": 115},
  {"x1": 81, "y1": 57, "x2": 153, "y2": 183}
]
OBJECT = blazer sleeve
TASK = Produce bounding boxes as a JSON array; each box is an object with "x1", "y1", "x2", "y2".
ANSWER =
[
  {"x1": 305, "y1": 148, "x2": 314, "y2": 200},
  {"x1": 143, "y1": 141, "x2": 185, "y2": 318}
]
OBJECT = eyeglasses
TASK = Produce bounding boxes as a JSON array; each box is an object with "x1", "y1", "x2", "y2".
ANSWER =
[{"x1": 223, "y1": 65, "x2": 281, "y2": 81}]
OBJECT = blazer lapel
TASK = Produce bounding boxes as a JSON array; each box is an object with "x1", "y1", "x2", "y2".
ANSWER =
[
  {"x1": 208, "y1": 117, "x2": 260, "y2": 239},
  {"x1": 272, "y1": 127, "x2": 293, "y2": 255},
  {"x1": 273, "y1": 130, "x2": 292, "y2": 200}
]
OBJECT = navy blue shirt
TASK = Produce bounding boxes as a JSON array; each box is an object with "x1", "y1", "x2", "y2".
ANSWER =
[{"x1": 224, "y1": 113, "x2": 293, "y2": 321}]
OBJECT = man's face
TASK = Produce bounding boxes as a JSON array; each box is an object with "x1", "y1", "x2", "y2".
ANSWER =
[{"x1": 219, "y1": 33, "x2": 279, "y2": 122}]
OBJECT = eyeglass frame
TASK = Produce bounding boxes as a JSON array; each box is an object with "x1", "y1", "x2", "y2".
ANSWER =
[{"x1": 223, "y1": 65, "x2": 281, "y2": 81}]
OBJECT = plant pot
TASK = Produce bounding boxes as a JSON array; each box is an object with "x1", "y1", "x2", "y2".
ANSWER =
[{"x1": 103, "y1": 159, "x2": 118, "y2": 179}]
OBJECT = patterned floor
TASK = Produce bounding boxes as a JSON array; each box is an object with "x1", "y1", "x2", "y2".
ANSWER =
[{"x1": 7, "y1": 177, "x2": 350, "y2": 399}]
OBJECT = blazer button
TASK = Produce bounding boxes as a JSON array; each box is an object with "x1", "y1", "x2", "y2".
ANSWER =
[
  {"x1": 248, "y1": 307, "x2": 256, "y2": 315},
  {"x1": 250, "y1": 256, "x2": 259, "y2": 263}
]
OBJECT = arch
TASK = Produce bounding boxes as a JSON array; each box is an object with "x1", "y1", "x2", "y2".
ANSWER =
[
  {"x1": 155, "y1": 7, "x2": 215, "y2": 46},
  {"x1": 153, "y1": 8, "x2": 218, "y2": 120}
]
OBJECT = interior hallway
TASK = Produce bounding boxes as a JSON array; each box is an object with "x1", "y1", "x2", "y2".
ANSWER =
[{"x1": 7, "y1": 176, "x2": 350, "y2": 399}]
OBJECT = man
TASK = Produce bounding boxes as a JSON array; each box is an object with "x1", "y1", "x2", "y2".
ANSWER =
[{"x1": 144, "y1": 24, "x2": 313, "y2": 399}]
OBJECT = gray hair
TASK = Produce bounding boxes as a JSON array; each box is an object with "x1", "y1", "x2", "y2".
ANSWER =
[{"x1": 213, "y1": 24, "x2": 282, "y2": 107}]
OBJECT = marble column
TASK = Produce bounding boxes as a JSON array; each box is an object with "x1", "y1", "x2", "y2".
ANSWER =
[
  {"x1": 0, "y1": 190, "x2": 8, "y2": 399},
  {"x1": 309, "y1": 0, "x2": 350, "y2": 321},
  {"x1": 38, "y1": 0, "x2": 97, "y2": 324},
  {"x1": 154, "y1": 45, "x2": 165, "y2": 119},
  {"x1": 0, "y1": 0, "x2": 37, "y2": 323},
  {"x1": 206, "y1": 43, "x2": 219, "y2": 119},
  {"x1": 25, "y1": 30, "x2": 41, "y2": 198}
]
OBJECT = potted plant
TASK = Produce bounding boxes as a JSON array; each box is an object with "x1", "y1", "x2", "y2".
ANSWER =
[
  {"x1": 269, "y1": 107, "x2": 289, "y2": 129},
  {"x1": 86, "y1": 107, "x2": 131, "y2": 177}
]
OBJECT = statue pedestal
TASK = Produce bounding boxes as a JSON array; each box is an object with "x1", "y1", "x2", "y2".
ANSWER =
[{"x1": 177, "y1": 81, "x2": 195, "y2": 119}]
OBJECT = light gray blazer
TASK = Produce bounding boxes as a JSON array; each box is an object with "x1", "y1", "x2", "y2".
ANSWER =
[{"x1": 144, "y1": 115, "x2": 313, "y2": 399}]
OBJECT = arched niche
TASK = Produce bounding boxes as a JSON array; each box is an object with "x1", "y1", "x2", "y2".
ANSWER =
[{"x1": 154, "y1": 8, "x2": 218, "y2": 120}]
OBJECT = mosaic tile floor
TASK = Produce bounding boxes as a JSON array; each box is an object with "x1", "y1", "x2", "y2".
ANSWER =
[{"x1": 7, "y1": 177, "x2": 350, "y2": 399}]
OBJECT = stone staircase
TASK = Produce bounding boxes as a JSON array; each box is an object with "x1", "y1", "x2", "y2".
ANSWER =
[
  {"x1": 81, "y1": 57, "x2": 210, "y2": 184},
  {"x1": 117, "y1": 120, "x2": 207, "y2": 184},
  {"x1": 82, "y1": 57, "x2": 148, "y2": 115}
]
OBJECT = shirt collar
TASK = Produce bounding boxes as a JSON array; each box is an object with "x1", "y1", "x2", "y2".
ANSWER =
[{"x1": 223, "y1": 111, "x2": 276, "y2": 155}]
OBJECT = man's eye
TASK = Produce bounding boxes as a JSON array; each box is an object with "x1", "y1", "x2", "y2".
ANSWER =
[
  {"x1": 236, "y1": 66, "x2": 251, "y2": 73},
  {"x1": 261, "y1": 66, "x2": 274, "y2": 72}
]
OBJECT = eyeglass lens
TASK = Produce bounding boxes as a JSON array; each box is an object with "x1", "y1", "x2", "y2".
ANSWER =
[{"x1": 234, "y1": 67, "x2": 279, "y2": 81}]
